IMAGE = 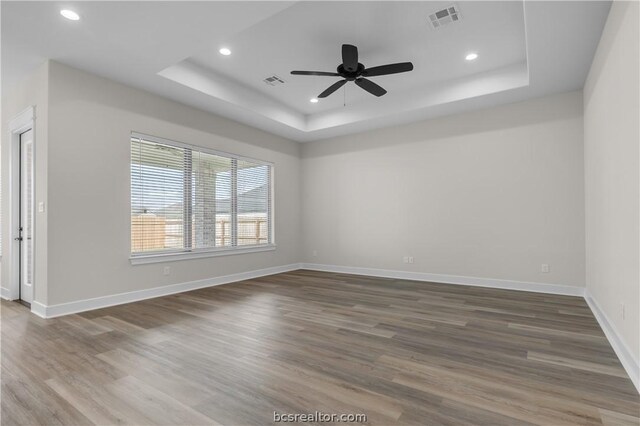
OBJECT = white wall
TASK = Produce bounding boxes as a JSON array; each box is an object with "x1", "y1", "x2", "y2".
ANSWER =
[
  {"x1": 1, "y1": 61, "x2": 49, "y2": 304},
  {"x1": 45, "y1": 61, "x2": 301, "y2": 305},
  {"x1": 584, "y1": 1, "x2": 639, "y2": 363},
  {"x1": 302, "y1": 91, "x2": 586, "y2": 288}
]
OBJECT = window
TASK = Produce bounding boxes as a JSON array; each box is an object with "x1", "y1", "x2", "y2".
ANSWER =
[{"x1": 130, "y1": 133, "x2": 273, "y2": 261}]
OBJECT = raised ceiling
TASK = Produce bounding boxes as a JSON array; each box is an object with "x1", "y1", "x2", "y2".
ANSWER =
[
  {"x1": 2, "y1": 1, "x2": 611, "y2": 142},
  {"x1": 187, "y1": 2, "x2": 527, "y2": 114}
]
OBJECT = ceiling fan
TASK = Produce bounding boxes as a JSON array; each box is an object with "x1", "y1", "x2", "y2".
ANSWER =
[{"x1": 291, "y1": 44, "x2": 414, "y2": 99}]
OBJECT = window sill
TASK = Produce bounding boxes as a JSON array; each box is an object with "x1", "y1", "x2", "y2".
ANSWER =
[{"x1": 130, "y1": 244, "x2": 276, "y2": 265}]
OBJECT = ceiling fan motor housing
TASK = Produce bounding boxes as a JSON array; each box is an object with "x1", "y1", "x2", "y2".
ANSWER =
[{"x1": 337, "y1": 63, "x2": 365, "y2": 81}]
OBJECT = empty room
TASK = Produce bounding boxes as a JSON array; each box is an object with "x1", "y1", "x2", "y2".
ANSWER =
[{"x1": 1, "y1": 1, "x2": 638, "y2": 425}]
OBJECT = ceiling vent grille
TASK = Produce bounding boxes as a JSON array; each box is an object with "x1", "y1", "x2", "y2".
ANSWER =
[
  {"x1": 263, "y1": 75, "x2": 285, "y2": 86},
  {"x1": 428, "y1": 5, "x2": 461, "y2": 29}
]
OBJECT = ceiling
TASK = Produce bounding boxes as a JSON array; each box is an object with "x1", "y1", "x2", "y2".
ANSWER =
[{"x1": 2, "y1": 1, "x2": 611, "y2": 142}]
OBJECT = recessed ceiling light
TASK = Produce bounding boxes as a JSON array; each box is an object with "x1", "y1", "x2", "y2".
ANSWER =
[
  {"x1": 465, "y1": 53, "x2": 478, "y2": 61},
  {"x1": 60, "y1": 9, "x2": 80, "y2": 21},
  {"x1": 219, "y1": 48, "x2": 232, "y2": 56},
  {"x1": 310, "y1": 98, "x2": 319, "y2": 103}
]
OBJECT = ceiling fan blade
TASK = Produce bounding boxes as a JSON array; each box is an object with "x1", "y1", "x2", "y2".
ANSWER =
[
  {"x1": 342, "y1": 44, "x2": 358, "y2": 72},
  {"x1": 291, "y1": 71, "x2": 341, "y2": 76},
  {"x1": 318, "y1": 79, "x2": 347, "y2": 98},
  {"x1": 362, "y1": 62, "x2": 414, "y2": 77},
  {"x1": 355, "y1": 78, "x2": 387, "y2": 97}
]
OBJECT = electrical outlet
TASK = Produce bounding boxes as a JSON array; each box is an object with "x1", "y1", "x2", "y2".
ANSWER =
[
  {"x1": 541, "y1": 264, "x2": 550, "y2": 273},
  {"x1": 312, "y1": 250, "x2": 317, "y2": 257},
  {"x1": 163, "y1": 266, "x2": 171, "y2": 276},
  {"x1": 403, "y1": 256, "x2": 409, "y2": 264},
  {"x1": 408, "y1": 256, "x2": 414, "y2": 264}
]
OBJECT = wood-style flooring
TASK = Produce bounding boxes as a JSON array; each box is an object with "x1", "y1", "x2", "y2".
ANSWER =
[{"x1": 1, "y1": 270, "x2": 638, "y2": 425}]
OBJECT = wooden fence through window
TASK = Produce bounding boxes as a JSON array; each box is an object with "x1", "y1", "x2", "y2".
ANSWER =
[{"x1": 132, "y1": 215, "x2": 268, "y2": 252}]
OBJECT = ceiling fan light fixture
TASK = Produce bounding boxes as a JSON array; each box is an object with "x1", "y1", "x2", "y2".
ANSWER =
[
  {"x1": 219, "y1": 48, "x2": 232, "y2": 56},
  {"x1": 465, "y1": 52, "x2": 478, "y2": 61},
  {"x1": 310, "y1": 98, "x2": 319, "y2": 103}
]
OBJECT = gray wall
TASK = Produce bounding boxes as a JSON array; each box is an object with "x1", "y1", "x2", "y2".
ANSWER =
[
  {"x1": 45, "y1": 61, "x2": 301, "y2": 305},
  {"x1": 584, "y1": 1, "x2": 639, "y2": 361},
  {"x1": 301, "y1": 91, "x2": 586, "y2": 288}
]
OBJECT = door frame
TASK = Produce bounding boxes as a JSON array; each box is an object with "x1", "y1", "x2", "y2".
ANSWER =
[{"x1": 7, "y1": 106, "x2": 36, "y2": 301}]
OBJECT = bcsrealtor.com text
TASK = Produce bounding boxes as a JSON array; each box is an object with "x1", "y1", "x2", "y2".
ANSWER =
[{"x1": 274, "y1": 411, "x2": 367, "y2": 423}]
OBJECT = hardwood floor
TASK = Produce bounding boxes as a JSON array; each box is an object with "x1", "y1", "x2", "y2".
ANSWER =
[{"x1": 1, "y1": 270, "x2": 638, "y2": 425}]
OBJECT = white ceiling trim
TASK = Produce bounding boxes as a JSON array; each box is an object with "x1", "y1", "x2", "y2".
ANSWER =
[
  {"x1": 306, "y1": 62, "x2": 529, "y2": 132},
  {"x1": 159, "y1": 60, "x2": 307, "y2": 131},
  {"x1": 158, "y1": 60, "x2": 529, "y2": 134}
]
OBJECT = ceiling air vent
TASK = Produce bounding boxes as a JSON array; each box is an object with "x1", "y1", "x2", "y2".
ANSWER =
[
  {"x1": 428, "y1": 5, "x2": 461, "y2": 29},
  {"x1": 263, "y1": 75, "x2": 285, "y2": 86}
]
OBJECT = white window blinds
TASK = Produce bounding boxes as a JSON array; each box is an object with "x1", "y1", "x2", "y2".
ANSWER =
[{"x1": 131, "y1": 133, "x2": 272, "y2": 256}]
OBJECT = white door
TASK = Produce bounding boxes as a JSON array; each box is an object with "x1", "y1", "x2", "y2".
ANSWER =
[{"x1": 19, "y1": 129, "x2": 34, "y2": 304}]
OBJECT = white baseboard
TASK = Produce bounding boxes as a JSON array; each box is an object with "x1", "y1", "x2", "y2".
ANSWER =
[
  {"x1": 29, "y1": 263, "x2": 582, "y2": 319},
  {"x1": 300, "y1": 263, "x2": 585, "y2": 296},
  {"x1": 33, "y1": 263, "x2": 301, "y2": 319},
  {"x1": 0, "y1": 287, "x2": 12, "y2": 300},
  {"x1": 31, "y1": 301, "x2": 47, "y2": 318},
  {"x1": 584, "y1": 289, "x2": 639, "y2": 394}
]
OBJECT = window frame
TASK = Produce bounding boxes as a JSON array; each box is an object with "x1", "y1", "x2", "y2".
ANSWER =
[{"x1": 129, "y1": 132, "x2": 275, "y2": 265}]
